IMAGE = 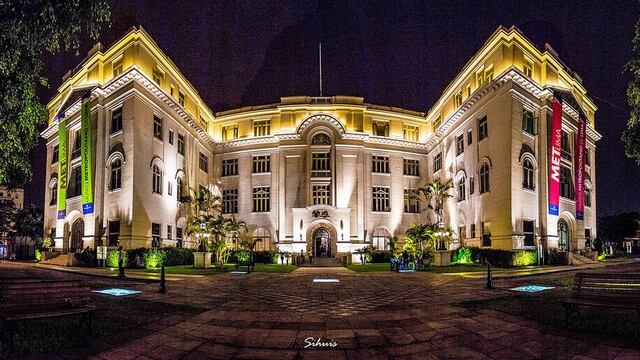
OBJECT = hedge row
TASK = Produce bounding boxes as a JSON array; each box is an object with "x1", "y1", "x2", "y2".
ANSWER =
[
  {"x1": 106, "y1": 247, "x2": 195, "y2": 269},
  {"x1": 451, "y1": 246, "x2": 537, "y2": 267}
]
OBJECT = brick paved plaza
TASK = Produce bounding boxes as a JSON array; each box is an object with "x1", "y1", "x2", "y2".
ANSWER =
[{"x1": 3, "y1": 262, "x2": 640, "y2": 359}]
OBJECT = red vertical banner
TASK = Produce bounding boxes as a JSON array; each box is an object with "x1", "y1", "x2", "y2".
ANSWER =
[
  {"x1": 548, "y1": 96, "x2": 563, "y2": 215},
  {"x1": 575, "y1": 118, "x2": 586, "y2": 220}
]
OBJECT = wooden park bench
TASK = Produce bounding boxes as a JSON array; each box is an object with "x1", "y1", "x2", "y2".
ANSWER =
[
  {"x1": 0, "y1": 279, "x2": 96, "y2": 354},
  {"x1": 559, "y1": 272, "x2": 640, "y2": 325}
]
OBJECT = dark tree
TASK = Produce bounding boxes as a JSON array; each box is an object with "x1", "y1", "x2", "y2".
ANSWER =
[
  {"x1": 597, "y1": 212, "x2": 640, "y2": 249},
  {"x1": 624, "y1": 17, "x2": 640, "y2": 164},
  {"x1": 0, "y1": 0, "x2": 110, "y2": 187},
  {"x1": 15, "y1": 204, "x2": 44, "y2": 238}
]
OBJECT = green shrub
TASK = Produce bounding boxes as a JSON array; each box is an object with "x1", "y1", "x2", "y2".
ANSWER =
[
  {"x1": 452, "y1": 247, "x2": 472, "y2": 264},
  {"x1": 34, "y1": 248, "x2": 41, "y2": 261},
  {"x1": 512, "y1": 250, "x2": 537, "y2": 266},
  {"x1": 144, "y1": 248, "x2": 166, "y2": 268},
  {"x1": 163, "y1": 247, "x2": 194, "y2": 266},
  {"x1": 127, "y1": 248, "x2": 147, "y2": 269},
  {"x1": 370, "y1": 251, "x2": 393, "y2": 263},
  {"x1": 106, "y1": 249, "x2": 127, "y2": 268},
  {"x1": 236, "y1": 250, "x2": 250, "y2": 262}
]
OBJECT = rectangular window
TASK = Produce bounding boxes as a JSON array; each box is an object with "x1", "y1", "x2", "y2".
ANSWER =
[
  {"x1": 151, "y1": 223, "x2": 161, "y2": 247},
  {"x1": 433, "y1": 116, "x2": 442, "y2": 131},
  {"x1": 176, "y1": 228, "x2": 183, "y2": 248},
  {"x1": 222, "y1": 124, "x2": 239, "y2": 141},
  {"x1": 482, "y1": 221, "x2": 491, "y2": 247},
  {"x1": 223, "y1": 189, "x2": 239, "y2": 214},
  {"x1": 199, "y1": 116, "x2": 207, "y2": 129},
  {"x1": 585, "y1": 147, "x2": 591, "y2": 166},
  {"x1": 560, "y1": 166, "x2": 574, "y2": 199},
  {"x1": 167, "y1": 225, "x2": 173, "y2": 241},
  {"x1": 403, "y1": 189, "x2": 420, "y2": 213},
  {"x1": 312, "y1": 185, "x2": 331, "y2": 205},
  {"x1": 252, "y1": 155, "x2": 271, "y2": 173},
  {"x1": 177, "y1": 134, "x2": 185, "y2": 155},
  {"x1": 152, "y1": 68, "x2": 164, "y2": 85},
  {"x1": 470, "y1": 224, "x2": 476, "y2": 238},
  {"x1": 168, "y1": 181, "x2": 172, "y2": 196},
  {"x1": 454, "y1": 90, "x2": 463, "y2": 108},
  {"x1": 433, "y1": 152, "x2": 442, "y2": 172},
  {"x1": 466, "y1": 84, "x2": 471, "y2": 97},
  {"x1": 476, "y1": 69, "x2": 485, "y2": 87},
  {"x1": 373, "y1": 121, "x2": 389, "y2": 137},
  {"x1": 585, "y1": 186, "x2": 592, "y2": 207},
  {"x1": 469, "y1": 177, "x2": 475, "y2": 195},
  {"x1": 372, "y1": 187, "x2": 390, "y2": 212},
  {"x1": 111, "y1": 108, "x2": 123, "y2": 134},
  {"x1": 178, "y1": 91, "x2": 185, "y2": 106},
  {"x1": 523, "y1": 58, "x2": 534, "y2": 78},
  {"x1": 403, "y1": 159, "x2": 420, "y2": 176},
  {"x1": 108, "y1": 220, "x2": 120, "y2": 247},
  {"x1": 522, "y1": 109, "x2": 535, "y2": 135},
  {"x1": 484, "y1": 65, "x2": 494, "y2": 83},
  {"x1": 478, "y1": 116, "x2": 488, "y2": 141},
  {"x1": 170, "y1": 85, "x2": 175, "y2": 97},
  {"x1": 459, "y1": 226, "x2": 466, "y2": 240},
  {"x1": 467, "y1": 130, "x2": 472, "y2": 145},
  {"x1": 112, "y1": 58, "x2": 123, "y2": 77},
  {"x1": 69, "y1": 167, "x2": 82, "y2": 197},
  {"x1": 371, "y1": 155, "x2": 390, "y2": 173},
  {"x1": 561, "y1": 131, "x2": 572, "y2": 160},
  {"x1": 253, "y1": 120, "x2": 271, "y2": 136},
  {"x1": 52, "y1": 145, "x2": 59, "y2": 164},
  {"x1": 222, "y1": 159, "x2": 238, "y2": 176},
  {"x1": 523, "y1": 220, "x2": 535, "y2": 246},
  {"x1": 456, "y1": 134, "x2": 464, "y2": 156},
  {"x1": 199, "y1": 152, "x2": 209, "y2": 173},
  {"x1": 153, "y1": 116, "x2": 163, "y2": 141},
  {"x1": 252, "y1": 186, "x2": 271, "y2": 212},
  {"x1": 168, "y1": 129, "x2": 174, "y2": 145},
  {"x1": 402, "y1": 124, "x2": 419, "y2": 141},
  {"x1": 72, "y1": 131, "x2": 81, "y2": 159},
  {"x1": 311, "y1": 153, "x2": 331, "y2": 177}
]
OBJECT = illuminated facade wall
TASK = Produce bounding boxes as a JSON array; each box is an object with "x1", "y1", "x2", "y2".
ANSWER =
[{"x1": 41, "y1": 26, "x2": 600, "y2": 254}]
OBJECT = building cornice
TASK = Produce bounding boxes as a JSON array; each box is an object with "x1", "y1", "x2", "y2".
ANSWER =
[{"x1": 41, "y1": 67, "x2": 214, "y2": 147}]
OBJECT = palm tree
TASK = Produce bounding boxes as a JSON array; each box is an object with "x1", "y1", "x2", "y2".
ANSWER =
[
  {"x1": 223, "y1": 215, "x2": 247, "y2": 249},
  {"x1": 190, "y1": 186, "x2": 222, "y2": 217},
  {"x1": 414, "y1": 177, "x2": 453, "y2": 224}
]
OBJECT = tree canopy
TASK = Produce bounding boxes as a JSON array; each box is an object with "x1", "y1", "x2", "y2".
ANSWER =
[
  {"x1": 624, "y1": 16, "x2": 640, "y2": 165},
  {"x1": 0, "y1": 0, "x2": 110, "y2": 187}
]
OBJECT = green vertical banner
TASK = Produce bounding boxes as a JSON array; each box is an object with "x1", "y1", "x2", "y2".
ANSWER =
[
  {"x1": 80, "y1": 100, "x2": 94, "y2": 215},
  {"x1": 56, "y1": 117, "x2": 68, "y2": 219}
]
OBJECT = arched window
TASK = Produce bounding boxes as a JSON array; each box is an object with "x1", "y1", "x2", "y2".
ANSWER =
[
  {"x1": 49, "y1": 175, "x2": 58, "y2": 206},
  {"x1": 523, "y1": 159, "x2": 534, "y2": 190},
  {"x1": 458, "y1": 177, "x2": 466, "y2": 201},
  {"x1": 372, "y1": 228, "x2": 391, "y2": 250},
  {"x1": 311, "y1": 133, "x2": 331, "y2": 145},
  {"x1": 253, "y1": 228, "x2": 271, "y2": 252},
  {"x1": 479, "y1": 163, "x2": 490, "y2": 193},
  {"x1": 110, "y1": 159, "x2": 122, "y2": 190},
  {"x1": 558, "y1": 219, "x2": 569, "y2": 251},
  {"x1": 152, "y1": 165, "x2": 162, "y2": 194}
]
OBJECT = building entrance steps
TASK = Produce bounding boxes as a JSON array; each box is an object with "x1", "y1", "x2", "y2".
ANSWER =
[{"x1": 298, "y1": 257, "x2": 343, "y2": 267}]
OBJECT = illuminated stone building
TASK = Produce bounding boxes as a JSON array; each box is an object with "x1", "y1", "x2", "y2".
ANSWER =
[{"x1": 42, "y1": 26, "x2": 599, "y2": 257}]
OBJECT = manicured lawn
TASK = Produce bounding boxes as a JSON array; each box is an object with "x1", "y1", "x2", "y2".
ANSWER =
[
  {"x1": 346, "y1": 263, "x2": 390, "y2": 272},
  {"x1": 252, "y1": 263, "x2": 297, "y2": 273},
  {"x1": 459, "y1": 276, "x2": 640, "y2": 341},
  {"x1": 143, "y1": 264, "x2": 230, "y2": 275},
  {"x1": 9, "y1": 294, "x2": 202, "y2": 355}
]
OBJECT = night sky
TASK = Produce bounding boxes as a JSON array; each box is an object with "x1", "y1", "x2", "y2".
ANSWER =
[{"x1": 28, "y1": 0, "x2": 640, "y2": 216}]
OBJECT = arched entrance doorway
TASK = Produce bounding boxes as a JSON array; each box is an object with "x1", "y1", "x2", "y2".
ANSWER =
[
  {"x1": 312, "y1": 228, "x2": 331, "y2": 258},
  {"x1": 70, "y1": 218, "x2": 84, "y2": 252},
  {"x1": 558, "y1": 219, "x2": 569, "y2": 252}
]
